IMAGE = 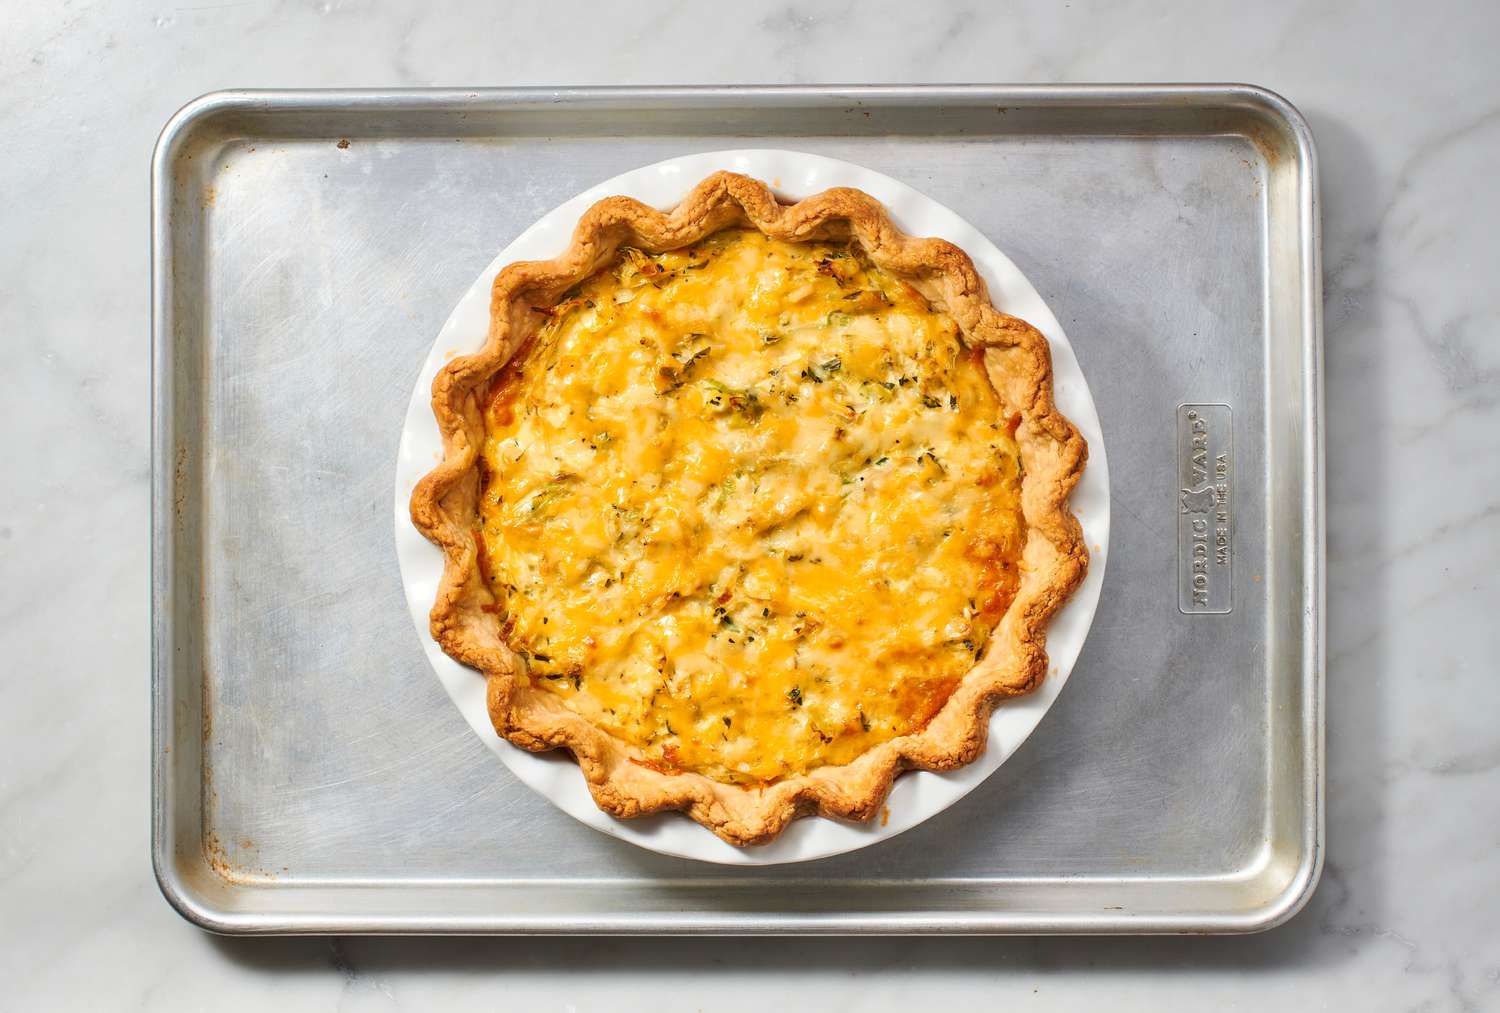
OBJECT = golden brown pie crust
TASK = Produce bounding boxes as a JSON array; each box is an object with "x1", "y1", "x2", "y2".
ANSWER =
[{"x1": 410, "y1": 171, "x2": 1087, "y2": 846}]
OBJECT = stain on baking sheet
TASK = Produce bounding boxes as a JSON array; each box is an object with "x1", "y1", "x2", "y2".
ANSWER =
[{"x1": 203, "y1": 830, "x2": 282, "y2": 884}]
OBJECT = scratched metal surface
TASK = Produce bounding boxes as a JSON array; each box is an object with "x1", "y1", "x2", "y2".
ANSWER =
[{"x1": 151, "y1": 86, "x2": 1322, "y2": 933}]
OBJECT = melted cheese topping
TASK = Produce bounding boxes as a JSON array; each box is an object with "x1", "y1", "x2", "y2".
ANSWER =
[{"x1": 477, "y1": 229, "x2": 1024, "y2": 785}]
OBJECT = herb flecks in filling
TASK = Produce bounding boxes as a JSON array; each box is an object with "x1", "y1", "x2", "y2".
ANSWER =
[{"x1": 477, "y1": 229, "x2": 1025, "y2": 785}]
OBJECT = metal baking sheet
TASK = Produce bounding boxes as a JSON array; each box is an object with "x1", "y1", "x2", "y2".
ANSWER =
[{"x1": 151, "y1": 85, "x2": 1323, "y2": 934}]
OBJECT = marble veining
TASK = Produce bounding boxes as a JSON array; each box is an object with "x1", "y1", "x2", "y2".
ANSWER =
[{"x1": 2, "y1": 0, "x2": 1498, "y2": 1009}]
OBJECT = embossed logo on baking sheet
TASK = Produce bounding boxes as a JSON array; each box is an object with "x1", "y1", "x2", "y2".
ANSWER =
[{"x1": 1178, "y1": 404, "x2": 1232, "y2": 614}]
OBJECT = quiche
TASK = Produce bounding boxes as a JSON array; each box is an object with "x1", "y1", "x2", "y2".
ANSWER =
[{"x1": 411, "y1": 171, "x2": 1087, "y2": 845}]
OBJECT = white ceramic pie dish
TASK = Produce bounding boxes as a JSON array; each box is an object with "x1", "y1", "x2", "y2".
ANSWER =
[{"x1": 393, "y1": 148, "x2": 1110, "y2": 866}]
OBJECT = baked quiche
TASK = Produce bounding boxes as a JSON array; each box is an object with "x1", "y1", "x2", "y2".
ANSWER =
[{"x1": 411, "y1": 172, "x2": 1087, "y2": 845}]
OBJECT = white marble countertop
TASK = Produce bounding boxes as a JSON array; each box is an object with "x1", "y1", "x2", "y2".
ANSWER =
[{"x1": 4, "y1": 0, "x2": 1498, "y2": 1008}]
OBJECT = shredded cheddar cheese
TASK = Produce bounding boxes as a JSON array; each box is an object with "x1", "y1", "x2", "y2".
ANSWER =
[{"x1": 477, "y1": 229, "x2": 1025, "y2": 784}]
